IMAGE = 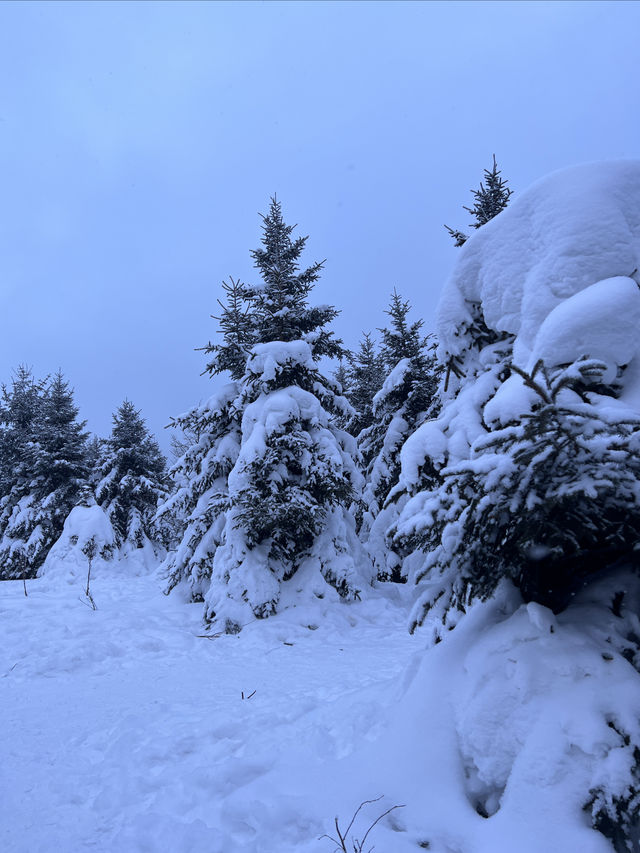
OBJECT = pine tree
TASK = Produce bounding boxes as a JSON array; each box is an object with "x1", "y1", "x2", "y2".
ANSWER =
[
  {"x1": 0, "y1": 367, "x2": 46, "y2": 578},
  {"x1": 0, "y1": 366, "x2": 43, "y2": 503},
  {"x1": 157, "y1": 274, "x2": 253, "y2": 599},
  {"x1": 357, "y1": 291, "x2": 441, "y2": 580},
  {"x1": 201, "y1": 277, "x2": 255, "y2": 380},
  {"x1": 202, "y1": 197, "x2": 364, "y2": 632},
  {"x1": 35, "y1": 371, "x2": 89, "y2": 498},
  {"x1": 0, "y1": 369, "x2": 89, "y2": 578},
  {"x1": 96, "y1": 400, "x2": 167, "y2": 551},
  {"x1": 399, "y1": 359, "x2": 640, "y2": 638},
  {"x1": 445, "y1": 155, "x2": 513, "y2": 246},
  {"x1": 247, "y1": 196, "x2": 343, "y2": 359},
  {"x1": 344, "y1": 333, "x2": 386, "y2": 436},
  {"x1": 158, "y1": 383, "x2": 241, "y2": 600}
]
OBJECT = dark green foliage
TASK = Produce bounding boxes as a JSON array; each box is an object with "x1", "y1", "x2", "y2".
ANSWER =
[
  {"x1": 464, "y1": 154, "x2": 513, "y2": 228},
  {"x1": 0, "y1": 368, "x2": 89, "y2": 578},
  {"x1": 0, "y1": 366, "x2": 45, "y2": 499},
  {"x1": 233, "y1": 417, "x2": 354, "y2": 570},
  {"x1": 246, "y1": 196, "x2": 344, "y2": 360},
  {"x1": 445, "y1": 155, "x2": 513, "y2": 247},
  {"x1": 342, "y1": 333, "x2": 385, "y2": 435},
  {"x1": 359, "y1": 292, "x2": 441, "y2": 525},
  {"x1": 443, "y1": 301, "x2": 515, "y2": 394},
  {"x1": 202, "y1": 277, "x2": 255, "y2": 381},
  {"x1": 354, "y1": 292, "x2": 442, "y2": 583},
  {"x1": 405, "y1": 359, "x2": 640, "y2": 631},
  {"x1": 34, "y1": 371, "x2": 89, "y2": 498},
  {"x1": 198, "y1": 198, "x2": 362, "y2": 627},
  {"x1": 96, "y1": 400, "x2": 167, "y2": 549}
]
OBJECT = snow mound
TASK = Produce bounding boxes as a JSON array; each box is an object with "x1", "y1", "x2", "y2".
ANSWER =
[
  {"x1": 438, "y1": 160, "x2": 640, "y2": 366},
  {"x1": 39, "y1": 504, "x2": 116, "y2": 583}
]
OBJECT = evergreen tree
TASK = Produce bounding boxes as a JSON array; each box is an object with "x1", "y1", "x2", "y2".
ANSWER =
[
  {"x1": 34, "y1": 371, "x2": 89, "y2": 498},
  {"x1": 96, "y1": 400, "x2": 167, "y2": 551},
  {"x1": 201, "y1": 197, "x2": 364, "y2": 632},
  {"x1": 330, "y1": 359, "x2": 354, "y2": 431},
  {"x1": 158, "y1": 384, "x2": 242, "y2": 600},
  {"x1": 357, "y1": 291, "x2": 441, "y2": 580},
  {"x1": 398, "y1": 359, "x2": 640, "y2": 638},
  {"x1": 344, "y1": 333, "x2": 386, "y2": 436},
  {"x1": 445, "y1": 155, "x2": 513, "y2": 246},
  {"x1": 246, "y1": 196, "x2": 343, "y2": 359},
  {"x1": 157, "y1": 274, "x2": 253, "y2": 598},
  {"x1": 0, "y1": 369, "x2": 89, "y2": 578},
  {"x1": 201, "y1": 277, "x2": 255, "y2": 380},
  {"x1": 0, "y1": 366, "x2": 43, "y2": 503}
]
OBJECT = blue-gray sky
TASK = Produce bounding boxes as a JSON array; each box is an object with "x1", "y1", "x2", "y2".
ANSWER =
[{"x1": 1, "y1": 0, "x2": 639, "y2": 449}]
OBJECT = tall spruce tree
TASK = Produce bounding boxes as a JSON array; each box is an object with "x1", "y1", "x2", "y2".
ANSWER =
[
  {"x1": 0, "y1": 369, "x2": 89, "y2": 578},
  {"x1": 96, "y1": 400, "x2": 167, "y2": 551},
  {"x1": 201, "y1": 197, "x2": 364, "y2": 632},
  {"x1": 445, "y1": 155, "x2": 512, "y2": 246},
  {"x1": 358, "y1": 291, "x2": 441, "y2": 580}
]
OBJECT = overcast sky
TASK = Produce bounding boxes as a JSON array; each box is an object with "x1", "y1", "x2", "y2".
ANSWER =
[{"x1": 1, "y1": 0, "x2": 639, "y2": 449}]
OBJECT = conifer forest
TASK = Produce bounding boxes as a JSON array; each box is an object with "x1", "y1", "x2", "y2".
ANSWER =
[{"x1": 2, "y1": 3, "x2": 640, "y2": 852}]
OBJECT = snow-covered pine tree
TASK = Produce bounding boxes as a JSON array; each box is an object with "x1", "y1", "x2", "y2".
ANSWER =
[
  {"x1": 0, "y1": 370, "x2": 89, "y2": 578},
  {"x1": 358, "y1": 290, "x2": 441, "y2": 581},
  {"x1": 157, "y1": 277, "x2": 250, "y2": 599},
  {"x1": 396, "y1": 358, "x2": 640, "y2": 638},
  {"x1": 96, "y1": 400, "x2": 167, "y2": 553},
  {"x1": 202, "y1": 197, "x2": 364, "y2": 632},
  {"x1": 344, "y1": 332, "x2": 386, "y2": 436},
  {"x1": 445, "y1": 154, "x2": 512, "y2": 247},
  {"x1": 0, "y1": 367, "x2": 46, "y2": 579}
]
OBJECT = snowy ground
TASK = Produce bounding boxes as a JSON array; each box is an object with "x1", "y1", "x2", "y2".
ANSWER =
[
  {"x1": 2, "y1": 565, "x2": 635, "y2": 852},
  {"x1": 0, "y1": 569, "x2": 422, "y2": 853}
]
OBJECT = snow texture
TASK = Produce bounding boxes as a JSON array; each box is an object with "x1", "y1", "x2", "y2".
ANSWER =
[
  {"x1": 3, "y1": 564, "x2": 637, "y2": 852},
  {"x1": 39, "y1": 503, "x2": 115, "y2": 582},
  {"x1": 438, "y1": 161, "x2": 640, "y2": 366},
  {"x1": 402, "y1": 162, "x2": 640, "y2": 487}
]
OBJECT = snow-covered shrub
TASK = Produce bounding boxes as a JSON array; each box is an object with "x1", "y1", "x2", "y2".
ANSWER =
[{"x1": 39, "y1": 501, "x2": 116, "y2": 583}]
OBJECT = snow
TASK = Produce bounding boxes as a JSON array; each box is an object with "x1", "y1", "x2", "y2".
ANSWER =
[
  {"x1": 528, "y1": 275, "x2": 640, "y2": 382},
  {"x1": 0, "y1": 570, "x2": 420, "y2": 853},
  {"x1": 438, "y1": 160, "x2": 640, "y2": 364},
  {"x1": 402, "y1": 161, "x2": 640, "y2": 481},
  {"x1": 39, "y1": 504, "x2": 116, "y2": 582},
  {"x1": 3, "y1": 564, "x2": 637, "y2": 852}
]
